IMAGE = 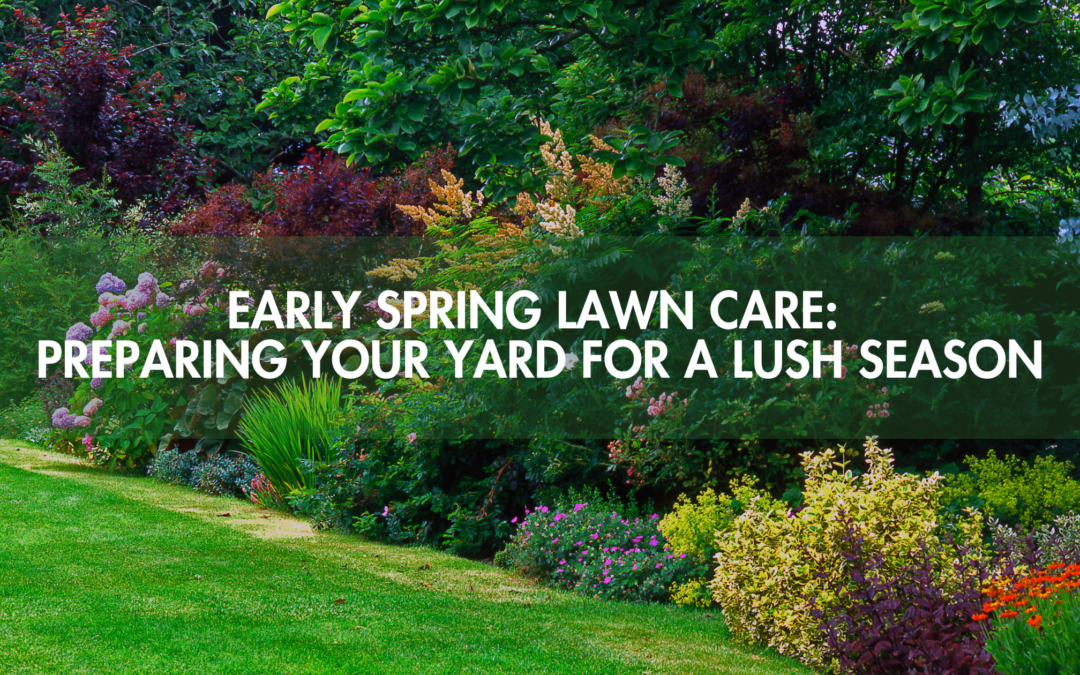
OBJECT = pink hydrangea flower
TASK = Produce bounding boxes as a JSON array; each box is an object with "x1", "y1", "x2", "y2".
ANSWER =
[
  {"x1": 124, "y1": 288, "x2": 151, "y2": 310},
  {"x1": 90, "y1": 308, "x2": 113, "y2": 328},
  {"x1": 135, "y1": 272, "x2": 159, "y2": 294},
  {"x1": 73, "y1": 416, "x2": 91, "y2": 428},
  {"x1": 108, "y1": 321, "x2": 131, "y2": 339},
  {"x1": 183, "y1": 300, "x2": 208, "y2": 317},
  {"x1": 83, "y1": 398, "x2": 104, "y2": 415},
  {"x1": 407, "y1": 432, "x2": 417, "y2": 445}
]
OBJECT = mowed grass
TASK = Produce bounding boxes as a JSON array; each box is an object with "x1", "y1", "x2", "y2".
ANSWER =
[{"x1": 0, "y1": 441, "x2": 814, "y2": 675}]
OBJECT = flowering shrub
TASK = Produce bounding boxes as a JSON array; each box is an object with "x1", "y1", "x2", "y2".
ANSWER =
[
  {"x1": 943, "y1": 451, "x2": 1080, "y2": 528},
  {"x1": 52, "y1": 269, "x2": 228, "y2": 468},
  {"x1": 710, "y1": 437, "x2": 984, "y2": 668},
  {"x1": 499, "y1": 491, "x2": 706, "y2": 603}
]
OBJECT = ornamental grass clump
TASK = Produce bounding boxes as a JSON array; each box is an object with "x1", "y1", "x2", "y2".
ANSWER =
[
  {"x1": 499, "y1": 492, "x2": 706, "y2": 603},
  {"x1": 238, "y1": 377, "x2": 343, "y2": 498},
  {"x1": 710, "y1": 437, "x2": 984, "y2": 669}
]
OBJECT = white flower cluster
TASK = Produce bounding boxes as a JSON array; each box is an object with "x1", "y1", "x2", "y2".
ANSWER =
[
  {"x1": 536, "y1": 201, "x2": 582, "y2": 238},
  {"x1": 651, "y1": 164, "x2": 692, "y2": 229}
]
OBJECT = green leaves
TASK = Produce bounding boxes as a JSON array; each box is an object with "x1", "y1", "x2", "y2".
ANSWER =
[
  {"x1": 877, "y1": 0, "x2": 1044, "y2": 134},
  {"x1": 259, "y1": 0, "x2": 716, "y2": 187}
]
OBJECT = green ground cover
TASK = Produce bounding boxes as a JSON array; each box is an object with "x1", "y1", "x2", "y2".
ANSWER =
[{"x1": 0, "y1": 441, "x2": 811, "y2": 675}]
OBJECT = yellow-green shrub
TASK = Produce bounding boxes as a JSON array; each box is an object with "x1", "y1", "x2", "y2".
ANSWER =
[
  {"x1": 659, "y1": 478, "x2": 780, "y2": 608},
  {"x1": 942, "y1": 450, "x2": 1080, "y2": 528},
  {"x1": 710, "y1": 437, "x2": 983, "y2": 669}
]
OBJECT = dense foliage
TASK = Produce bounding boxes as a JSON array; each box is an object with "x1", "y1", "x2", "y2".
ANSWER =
[
  {"x1": 710, "y1": 439, "x2": 983, "y2": 667},
  {"x1": 497, "y1": 490, "x2": 707, "y2": 603},
  {"x1": 3, "y1": 0, "x2": 1080, "y2": 670},
  {"x1": 0, "y1": 7, "x2": 211, "y2": 212}
]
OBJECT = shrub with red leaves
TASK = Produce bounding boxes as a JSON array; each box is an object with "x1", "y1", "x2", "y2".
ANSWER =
[
  {"x1": 623, "y1": 70, "x2": 979, "y2": 235},
  {"x1": 811, "y1": 526, "x2": 1000, "y2": 675},
  {"x1": 172, "y1": 146, "x2": 454, "y2": 237},
  {"x1": 0, "y1": 6, "x2": 210, "y2": 213}
]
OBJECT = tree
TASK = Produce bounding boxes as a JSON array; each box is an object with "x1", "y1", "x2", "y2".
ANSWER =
[
  {"x1": 260, "y1": 0, "x2": 717, "y2": 190},
  {"x1": 0, "y1": 1, "x2": 313, "y2": 182},
  {"x1": 874, "y1": 0, "x2": 1079, "y2": 212},
  {"x1": 0, "y1": 7, "x2": 210, "y2": 213}
]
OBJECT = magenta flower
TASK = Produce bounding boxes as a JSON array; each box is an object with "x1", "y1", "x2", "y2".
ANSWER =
[
  {"x1": 135, "y1": 272, "x2": 159, "y2": 294},
  {"x1": 603, "y1": 577, "x2": 611, "y2": 584},
  {"x1": 182, "y1": 300, "x2": 208, "y2": 317},
  {"x1": 590, "y1": 533, "x2": 599, "y2": 540}
]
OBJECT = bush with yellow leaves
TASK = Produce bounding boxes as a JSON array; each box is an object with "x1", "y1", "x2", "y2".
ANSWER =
[
  {"x1": 710, "y1": 437, "x2": 984, "y2": 669},
  {"x1": 658, "y1": 477, "x2": 775, "y2": 608},
  {"x1": 941, "y1": 450, "x2": 1080, "y2": 529}
]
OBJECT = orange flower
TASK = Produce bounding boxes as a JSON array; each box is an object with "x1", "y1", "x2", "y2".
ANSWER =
[
  {"x1": 1000, "y1": 611, "x2": 1019, "y2": 619},
  {"x1": 972, "y1": 613, "x2": 989, "y2": 621},
  {"x1": 1027, "y1": 615, "x2": 1043, "y2": 628},
  {"x1": 982, "y1": 602, "x2": 999, "y2": 613}
]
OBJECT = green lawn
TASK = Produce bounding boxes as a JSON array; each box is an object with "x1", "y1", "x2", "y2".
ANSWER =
[{"x1": 0, "y1": 442, "x2": 812, "y2": 675}]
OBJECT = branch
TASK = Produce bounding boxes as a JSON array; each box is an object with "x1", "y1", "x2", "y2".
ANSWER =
[
  {"x1": 131, "y1": 42, "x2": 195, "y2": 57},
  {"x1": 535, "y1": 29, "x2": 586, "y2": 54}
]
